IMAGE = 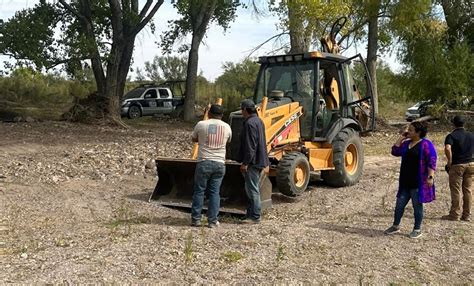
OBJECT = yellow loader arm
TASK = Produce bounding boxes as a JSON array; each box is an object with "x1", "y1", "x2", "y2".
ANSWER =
[{"x1": 256, "y1": 96, "x2": 303, "y2": 159}]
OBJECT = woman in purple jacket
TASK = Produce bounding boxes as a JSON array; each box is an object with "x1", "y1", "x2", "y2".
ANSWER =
[{"x1": 384, "y1": 121, "x2": 437, "y2": 239}]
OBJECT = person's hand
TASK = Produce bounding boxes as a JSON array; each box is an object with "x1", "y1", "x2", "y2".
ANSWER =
[
  {"x1": 399, "y1": 126, "x2": 409, "y2": 137},
  {"x1": 427, "y1": 176, "x2": 434, "y2": 187},
  {"x1": 240, "y1": 164, "x2": 248, "y2": 173}
]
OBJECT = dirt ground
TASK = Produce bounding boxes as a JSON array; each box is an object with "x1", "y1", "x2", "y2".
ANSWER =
[{"x1": 1, "y1": 119, "x2": 472, "y2": 284}]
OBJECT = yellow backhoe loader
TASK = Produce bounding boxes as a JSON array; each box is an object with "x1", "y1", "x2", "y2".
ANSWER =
[{"x1": 150, "y1": 17, "x2": 375, "y2": 213}]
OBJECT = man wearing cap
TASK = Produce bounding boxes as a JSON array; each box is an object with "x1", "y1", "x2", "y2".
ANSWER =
[
  {"x1": 442, "y1": 115, "x2": 474, "y2": 221},
  {"x1": 238, "y1": 99, "x2": 270, "y2": 224},
  {"x1": 191, "y1": 104, "x2": 232, "y2": 228}
]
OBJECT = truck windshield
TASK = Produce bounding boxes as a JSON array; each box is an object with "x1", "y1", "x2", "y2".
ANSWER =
[
  {"x1": 123, "y1": 88, "x2": 146, "y2": 100},
  {"x1": 255, "y1": 61, "x2": 315, "y2": 103}
]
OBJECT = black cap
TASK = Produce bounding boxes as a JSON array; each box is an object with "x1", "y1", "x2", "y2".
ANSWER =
[
  {"x1": 452, "y1": 115, "x2": 464, "y2": 127},
  {"x1": 209, "y1": 104, "x2": 223, "y2": 116},
  {"x1": 240, "y1": 99, "x2": 255, "y2": 109}
]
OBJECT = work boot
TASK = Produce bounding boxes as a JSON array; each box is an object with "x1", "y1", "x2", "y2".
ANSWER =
[
  {"x1": 384, "y1": 225, "x2": 400, "y2": 235},
  {"x1": 461, "y1": 216, "x2": 471, "y2": 222},
  {"x1": 441, "y1": 215, "x2": 459, "y2": 221}
]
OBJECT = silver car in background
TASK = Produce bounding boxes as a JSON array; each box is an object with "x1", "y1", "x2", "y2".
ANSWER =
[{"x1": 405, "y1": 100, "x2": 433, "y2": 121}]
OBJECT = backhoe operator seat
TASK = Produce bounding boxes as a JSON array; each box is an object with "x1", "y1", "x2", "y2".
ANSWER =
[{"x1": 320, "y1": 77, "x2": 340, "y2": 110}]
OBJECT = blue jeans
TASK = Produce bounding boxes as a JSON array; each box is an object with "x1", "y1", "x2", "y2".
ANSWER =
[
  {"x1": 191, "y1": 160, "x2": 225, "y2": 224},
  {"x1": 393, "y1": 188, "x2": 424, "y2": 230},
  {"x1": 244, "y1": 165, "x2": 262, "y2": 221}
]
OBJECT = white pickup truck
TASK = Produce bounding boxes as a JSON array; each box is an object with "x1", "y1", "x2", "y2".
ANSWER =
[{"x1": 121, "y1": 82, "x2": 185, "y2": 119}]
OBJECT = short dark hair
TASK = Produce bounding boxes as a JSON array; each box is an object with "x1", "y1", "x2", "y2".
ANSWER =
[
  {"x1": 240, "y1": 99, "x2": 255, "y2": 109},
  {"x1": 244, "y1": 107, "x2": 257, "y2": 114},
  {"x1": 410, "y1": 121, "x2": 428, "y2": 138},
  {"x1": 452, "y1": 115, "x2": 464, "y2": 127},
  {"x1": 240, "y1": 99, "x2": 257, "y2": 114},
  {"x1": 209, "y1": 104, "x2": 223, "y2": 116}
]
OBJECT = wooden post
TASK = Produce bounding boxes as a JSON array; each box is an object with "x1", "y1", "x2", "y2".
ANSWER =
[{"x1": 259, "y1": 96, "x2": 268, "y2": 118}]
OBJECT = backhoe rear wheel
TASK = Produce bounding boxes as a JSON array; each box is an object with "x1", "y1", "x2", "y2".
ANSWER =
[
  {"x1": 276, "y1": 152, "x2": 310, "y2": 197},
  {"x1": 321, "y1": 128, "x2": 364, "y2": 187}
]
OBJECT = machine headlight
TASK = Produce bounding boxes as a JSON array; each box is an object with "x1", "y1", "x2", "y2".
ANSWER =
[{"x1": 122, "y1": 101, "x2": 131, "y2": 107}]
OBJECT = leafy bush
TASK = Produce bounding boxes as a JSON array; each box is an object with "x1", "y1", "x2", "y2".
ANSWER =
[
  {"x1": 398, "y1": 19, "x2": 473, "y2": 107},
  {"x1": 0, "y1": 67, "x2": 95, "y2": 119}
]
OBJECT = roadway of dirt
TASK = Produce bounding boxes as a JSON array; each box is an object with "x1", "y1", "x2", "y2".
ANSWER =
[{"x1": 0, "y1": 120, "x2": 472, "y2": 284}]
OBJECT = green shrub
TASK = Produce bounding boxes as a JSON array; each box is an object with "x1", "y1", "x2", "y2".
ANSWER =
[{"x1": 0, "y1": 67, "x2": 95, "y2": 119}]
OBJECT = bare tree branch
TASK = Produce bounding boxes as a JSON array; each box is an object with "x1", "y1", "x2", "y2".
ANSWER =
[
  {"x1": 57, "y1": 0, "x2": 88, "y2": 23},
  {"x1": 246, "y1": 32, "x2": 289, "y2": 58},
  {"x1": 132, "y1": 0, "x2": 164, "y2": 36},
  {"x1": 45, "y1": 57, "x2": 89, "y2": 70},
  {"x1": 338, "y1": 19, "x2": 369, "y2": 44},
  {"x1": 138, "y1": 0, "x2": 153, "y2": 19}
]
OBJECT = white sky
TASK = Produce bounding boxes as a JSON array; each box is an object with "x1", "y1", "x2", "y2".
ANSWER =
[{"x1": 0, "y1": 0, "x2": 402, "y2": 80}]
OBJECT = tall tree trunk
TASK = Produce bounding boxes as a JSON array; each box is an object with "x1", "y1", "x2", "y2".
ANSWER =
[
  {"x1": 183, "y1": 36, "x2": 201, "y2": 122},
  {"x1": 105, "y1": 40, "x2": 126, "y2": 120},
  {"x1": 182, "y1": 0, "x2": 218, "y2": 122},
  {"x1": 288, "y1": 0, "x2": 309, "y2": 53},
  {"x1": 366, "y1": 0, "x2": 380, "y2": 116},
  {"x1": 117, "y1": 40, "x2": 135, "y2": 100}
]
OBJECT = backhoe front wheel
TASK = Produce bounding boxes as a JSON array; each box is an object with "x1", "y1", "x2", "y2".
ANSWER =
[
  {"x1": 322, "y1": 128, "x2": 364, "y2": 187},
  {"x1": 276, "y1": 152, "x2": 310, "y2": 197}
]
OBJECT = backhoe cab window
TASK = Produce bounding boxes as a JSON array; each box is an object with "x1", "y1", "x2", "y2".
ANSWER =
[
  {"x1": 255, "y1": 61, "x2": 314, "y2": 138},
  {"x1": 255, "y1": 61, "x2": 314, "y2": 103}
]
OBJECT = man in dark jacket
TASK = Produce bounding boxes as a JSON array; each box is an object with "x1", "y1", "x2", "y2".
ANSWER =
[
  {"x1": 238, "y1": 99, "x2": 270, "y2": 224},
  {"x1": 442, "y1": 115, "x2": 474, "y2": 221}
]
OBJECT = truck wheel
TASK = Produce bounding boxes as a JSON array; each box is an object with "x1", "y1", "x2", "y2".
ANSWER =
[
  {"x1": 128, "y1": 105, "x2": 141, "y2": 119},
  {"x1": 171, "y1": 106, "x2": 183, "y2": 118},
  {"x1": 321, "y1": 128, "x2": 364, "y2": 187},
  {"x1": 276, "y1": 152, "x2": 310, "y2": 197}
]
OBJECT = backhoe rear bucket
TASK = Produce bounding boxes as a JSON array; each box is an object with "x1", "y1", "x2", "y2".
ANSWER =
[{"x1": 149, "y1": 158, "x2": 272, "y2": 214}]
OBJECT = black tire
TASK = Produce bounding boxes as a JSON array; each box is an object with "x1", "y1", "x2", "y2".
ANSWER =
[
  {"x1": 321, "y1": 128, "x2": 364, "y2": 187},
  {"x1": 128, "y1": 105, "x2": 141, "y2": 119},
  {"x1": 276, "y1": 152, "x2": 310, "y2": 197},
  {"x1": 170, "y1": 105, "x2": 183, "y2": 118}
]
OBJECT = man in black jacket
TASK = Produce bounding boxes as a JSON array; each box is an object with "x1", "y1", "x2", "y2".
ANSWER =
[
  {"x1": 238, "y1": 99, "x2": 270, "y2": 224},
  {"x1": 443, "y1": 115, "x2": 474, "y2": 221}
]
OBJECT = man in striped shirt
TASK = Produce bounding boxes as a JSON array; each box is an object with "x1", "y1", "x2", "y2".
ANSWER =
[{"x1": 191, "y1": 104, "x2": 232, "y2": 228}]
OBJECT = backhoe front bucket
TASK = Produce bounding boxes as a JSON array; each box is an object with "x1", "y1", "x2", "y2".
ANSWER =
[{"x1": 149, "y1": 158, "x2": 272, "y2": 214}]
